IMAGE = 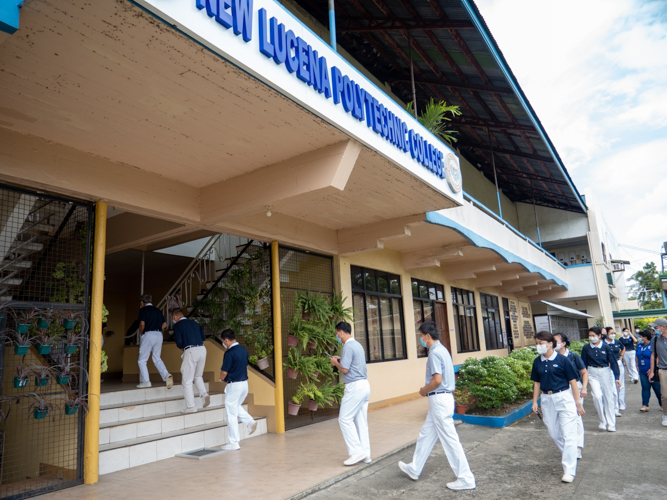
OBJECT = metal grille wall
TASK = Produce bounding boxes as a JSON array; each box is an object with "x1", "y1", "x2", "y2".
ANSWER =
[
  {"x1": 0, "y1": 184, "x2": 93, "y2": 500},
  {"x1": 278, "y1": 247, "x2": 336, "y2": 430}
]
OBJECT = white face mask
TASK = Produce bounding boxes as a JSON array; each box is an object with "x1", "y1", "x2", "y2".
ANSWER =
[
  {"x1": 623, "y1": 332, "x2": 629, "y2": 337},
  {"x1": 555, "y1": 343, "x2": 564, "y2": 351},
  {"x1": 589, "y1": 336, "x2": 599, "y2": 344},
  {"x1": 536, "y1": 344, "x2": 549, "y2": 355},
  {"x1": 607, "y1": 333, "x2": 615, "y2": 340}
]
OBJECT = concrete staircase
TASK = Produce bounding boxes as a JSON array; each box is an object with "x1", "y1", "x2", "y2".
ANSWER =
[{"x1": 98, "y1": 383, "x2": 266, "y2": 475}]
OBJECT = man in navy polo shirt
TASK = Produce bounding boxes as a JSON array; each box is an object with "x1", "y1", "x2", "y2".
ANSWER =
[
  {"x1": 136, "y1": 294, "x2": 173, "y2": 389},
  {"x1": 172, "y1": 308, "x2": 210, "y2": 413},
  {"x1": 219, "y1": 329, "x2": 258, "y2": 450}
]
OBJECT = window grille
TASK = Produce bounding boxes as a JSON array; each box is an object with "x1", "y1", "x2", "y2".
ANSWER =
[
  {"x1": 411, "y1": 279, "x2": 444, "y2": 357},
  {"x1": 480, "y1": 293, "x2": 506, "y2": 351},
  {"x1": 451, "y1": 287, "x2": 480, "y2": 353}
]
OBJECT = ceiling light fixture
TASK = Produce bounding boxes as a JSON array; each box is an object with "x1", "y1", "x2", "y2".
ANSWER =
[{"x1": 266, "y1": 206, "x2": 272, "y2": 217}]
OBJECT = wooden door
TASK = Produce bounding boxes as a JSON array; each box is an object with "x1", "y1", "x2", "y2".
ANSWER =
[{"x1": 434, "y1": 301, "x2": 452, "y2": 353}]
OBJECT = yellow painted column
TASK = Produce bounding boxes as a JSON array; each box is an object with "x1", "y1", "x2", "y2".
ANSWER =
[
  {"x1": 84, "y1": 201, "x2": 107, "y2": 484},
  {"x1": 271, "y1": 241, "x2": 285, "y2": 434}
]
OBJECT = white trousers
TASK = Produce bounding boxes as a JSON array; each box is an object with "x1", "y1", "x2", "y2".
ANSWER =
[
  {"x1": 588, "y1": 366, "x2": 616, "y2": 428},
  {"x1": 406, "y1": 393, "x2": 475, "y2": 485},
  {"x1": 338, "y1": 379, "x2": 371, "y2": 457},
  {"x1": 542, "y1": 390, "x2": 578, "y2": 476},
  {"x1": 224, "y1": 381, "x2": 254, "y2": 445},
  {"x1": 181, "y1": 346, "x2": 207, "y2": 409},
  {"x1": 575, "y1": 381, "x2": 585, "y2": 449},
  {"x1": 613, "y1": 360, "x2": 625, "y2": 410},
  {"x1": 624, "y1": 350, "x2": 638, "y2": 381},
  {"x1": 138, "y1": 331, "x2": 170, "y2": 383}
]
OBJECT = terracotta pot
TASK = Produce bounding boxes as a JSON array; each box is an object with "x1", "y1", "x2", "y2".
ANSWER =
[
  {"x1": 302, "y1": 311, "x2": 311, "y2": 321},
  {"x1": 313, "y1": 371, "x2": 320, "y2": 379},
  {"x1": 455, "y1": 404, "x2": 467, "y2": 415},
  {"x1": 287, "y1": 401, "x2": 301, "y2": 416},
  {"x1": 308, "y1": 400, "x2": 319, "y2": 412},
  {"x1": 256, "y1": 357, "x2": 270, "y2": 370},
  {"x1": 287, "y1": 335, "x2": 299, "y2": 347},
  {"x1": 287, "y1": 367, "x2": 299, "y2": 379},
  {"x1": 307, "y1": 340, "x2": 316, "y2": 350}
]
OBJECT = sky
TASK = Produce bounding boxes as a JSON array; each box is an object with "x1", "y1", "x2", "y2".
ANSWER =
[{"x1": 475, "y1": 0, "x2": 667, "y2": 281}]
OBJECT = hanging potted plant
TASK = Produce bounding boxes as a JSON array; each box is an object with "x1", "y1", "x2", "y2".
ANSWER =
[
  {"x1": 288, "y1": 382, "x2": 316, "y2": 416},
  {"x1": 26, "y1": 393, "x2": 61, "y2": 421},
  {"x1": 60, "y1": 393, "x2": 91, "y2": 416},
  {"x1": 62, "y1": 314, "x2": 89, "y2": 355},
  {"x1": 6, "y1": 328, "x2": 34, "y2": 356},
  {"x1": 453, "y1": 389, "x2": 474, "y2": 415},
  {"x1": 312, "y1": 356, "x2": 334, "y2": 382},
  {"x1": 329, "y1": 291, "x2": 355, "y2": 324},
  {"x1": 31, "y1": 312, "x2": 64, "y2": 355},
  {"x1": 249, "y1": 317, "x2": 273, "y2": 371},
  {"x1": 31, "y1": 364, "x2": 54, "y2": 388},
  {"x1": 283, "y1": 349, "x2": 315, "y2": 380},
  {"x1": 295, "y1": 289, "x2": 330, "y2": 321},
  {"x1": 61, "y1": 309, "x2": 81, "y2": 331},
  {"x1": 14, "y1": 308, "x2": 42, "y2": 335},
  {"x1": 14, "y1": 364, "x2": 31, "y2": 389}
]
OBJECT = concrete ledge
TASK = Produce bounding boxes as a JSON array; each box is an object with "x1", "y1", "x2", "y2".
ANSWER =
[{"x1": 453, "y1": 399, "x2": 537, "y2": 428}]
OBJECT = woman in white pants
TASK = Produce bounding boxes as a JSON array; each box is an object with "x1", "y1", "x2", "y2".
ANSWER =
[
  {"x1": 581, "y1": 327, "x2": 621, "y2": 432},
  {"x1": 604, "y1": 328, "x2": 626, "y2": 413},
  {"x1": 619, "y1": 328, "x2": 639, "y2": 383},
  {"x1": 532, "y1": 331, "x2": 585, "y2": 483}
]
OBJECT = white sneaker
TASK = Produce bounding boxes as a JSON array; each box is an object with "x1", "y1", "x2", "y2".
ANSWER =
[
  {"x1": 607, "y1": 426, "x2": 616, "y2": 432},
  {"x1": 615, "y1": 411, "x2": 622, "y2": 417},
  {"x1": 363, "y1": 456, "x2": 372, "y2": 463},
  {"x1": 222, "y1": 443, "x2": 240, "y2": 451},
  {"x1": 576, "y1": 447, "x2": 582, "y2": 459},
  {"x1": 344, "y1": 453, "x2": 367, "y2": 466},
  {"x1": 447, "y1": 479, "x2": 476, "y2": 490},
  {"x1": 202, "y1": 394, "x2": 211, "y2": 408},
  {"x1": 182, "y1": 407, "x2": 197, "y2": 414},
  {"x1": 136, "y1": 382, "x2": 152, "y2": 388},
  {"x1": 598, "y1": 423, "x2": 607, "y2": 431},
  {"x1": 166, "y1": 374, "x2": 174, "y2": 389},
  {"x1": 398, "y1": 461, "x2": 418, "y2": 481},
  {"x1": 620, "y1": 406, "x2": 627, "y2": 411},
  {"x1": 561, "y1": 474, "x2": 574, "y2": 483},
  {"x1": 662, "y1": 415, "x2": 667, "y2": 427},
  {"x1": 247, "y1": 420, "x2": 258, "y2": 436}
]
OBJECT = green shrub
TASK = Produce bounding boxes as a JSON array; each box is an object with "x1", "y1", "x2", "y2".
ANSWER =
[
  {"x1": 502, "y1": 356, "x2": 533, "y2": 398},
  {"x1": 457, "y1": 356, "x2": 518, "y2": 409},
  {"x1": 568, "y1": 340, "x2": 587, "y2": 356}
]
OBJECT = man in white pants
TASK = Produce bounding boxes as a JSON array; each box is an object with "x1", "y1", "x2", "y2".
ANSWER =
[
  {"x1": 172, "y1": 309, "x2": 210, "y2": 413},
  {"x1": 330, "y1": 322, "x2": 371, "y2": 466},
  {"x1": 398, "y1": 322, "x2": 475, "y2": 491},
  {"x1": 137, "y1": 294, "x2": 173, "y2": 389},
  {"x1": 619, "y1": 328, "x2": 639, "y2": 383},
  {"x1": 219, "y1": 329, "x2": 257, "y2": 450}
]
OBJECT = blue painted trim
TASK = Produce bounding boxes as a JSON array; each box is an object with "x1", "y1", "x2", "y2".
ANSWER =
[
  {"x1": 565, "y1": 263, "x2": 592, "y2": 269},
  {"x1": 459, "y1": 0, "x2": 587, "y2": 214},
  {"x1": 496, "y1": 190, "x2": 503, "y2": 219},
  {"x1": 0, "y1": 0, "x2": 24, "y2": 34},
  {"x1": 328, "y1": 8, "x2": 336, "y2": 52},
  {"x1": 425, "y1": 211, "x2": 568, "y2": 289},
  {"x1": 453, "y1": 364, "x2": 461, "y2": 373},
  {"x1": 453, "y1": 398, "x2": 537, "y2": 428}
]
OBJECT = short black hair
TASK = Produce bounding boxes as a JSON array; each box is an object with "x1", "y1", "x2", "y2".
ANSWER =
[
  {"x1": 140, "y1": 293, "x2": 152, "y2": 303},
  {"x1": 588, "y1": 326, "x2": 603, "y2": 336},
  {"x1": 335, "y1": 322, "x2": 352, "y2": 334},
  {"x1": 220, "y1": 328, "x2": 236, "y2": 341},
  {"x1": 622, "y1": 327, "x2": 629, "y2": 332},
  {"x1": 419, "y1": 321, "x2": 439, "y2": 340},
  {"x1": 606, "y1": 326, "x2": 615, "y2": 332},
  {"x1": 553, "y1": 332, "x2": 570, "y2": 347},
  {"x1": 639, "y1": 329, "x2": 653, "y2": 340},
  {"x1": 535, "y1": 330, "x2": 555, "y2": 347}
]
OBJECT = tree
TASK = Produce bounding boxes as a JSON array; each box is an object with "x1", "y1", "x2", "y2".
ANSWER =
[
  {"x1": 628, "y1": 262, "x2": 663, "y2": 310},
  {"x1": 407, "y1": 98, "x2": 461, "y2": 145}
]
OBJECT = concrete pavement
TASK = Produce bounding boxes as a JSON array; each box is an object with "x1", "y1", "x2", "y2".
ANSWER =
[{"x1": 298, "y1": 374, "x2": 667, "y2": 500}]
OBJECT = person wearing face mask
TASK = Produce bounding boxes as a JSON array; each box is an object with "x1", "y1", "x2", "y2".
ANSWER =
[
  {"x1": 553, "y1": 333, "x2": 588, "y2": 459},
  {"x1": 636, "y1": 329, "x2": 662, "y2": 412},
  {"x1": 619, "y1": 327, "x2": 639, "y2": 384},
  {"x1": 398, "y1": 321, "x2": 475, "y2": 490},
  {"x1": 581, "y1": 327, "x2": 621, "y2": 431},
  {"x1": 604, "y1": 327, "x2": 626, "y2": 414},
  {"x1": 218, "y1": 328, "x2": 258, "y2": 451},
  {"x1": 531, "y1": 331, "x2": 585, "y2": 483},
  {"x1": 330, "y1": 321, "x2": 371, "y2": 466},
  {"x1": 647, "y1": 318, "x2": 667, "y2": 426}
]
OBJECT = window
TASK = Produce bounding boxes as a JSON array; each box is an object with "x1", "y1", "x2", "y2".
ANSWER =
[
  {"x1": 412, "y1": 279, "x2": 444, "y2": 357},
  {"x1": 451, "y1": 287, "x2": 480, "y2": 353},
  {"x1": 480, "y1": 293, "x2": 506, "y2": 350},
  {"x1": 351, "y1": 266, "x2": 406, "y2": 362}
]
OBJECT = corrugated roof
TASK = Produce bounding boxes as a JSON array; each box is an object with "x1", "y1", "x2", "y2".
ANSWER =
[{"x1": 293, "y1": 0, "x2": 586, "y2": 213}]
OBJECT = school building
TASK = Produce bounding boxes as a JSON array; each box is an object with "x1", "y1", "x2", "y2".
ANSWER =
[{"x1": 0, "y1": 0, "x2": 627, "y2": 497}]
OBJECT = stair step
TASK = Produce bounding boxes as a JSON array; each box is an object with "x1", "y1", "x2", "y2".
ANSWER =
[
  {"x1": 100, "y1": 383, "x2": 210, "y2": 406},
  {"x1": 3, "y1": 260, "x2": 32, "y2": 270},
  {"x1": 10, "y1": 241, "x2": 43, "y2": 252},
  {"x1": 100, "y1": 393, "x2": 224, "y2": 425},
  {"x1": 0, "y1": 277, "x2": 21, "y2": 286}
]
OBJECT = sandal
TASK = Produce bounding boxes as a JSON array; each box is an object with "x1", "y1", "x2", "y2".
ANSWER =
[{"x1": 640, "y1": 406, "x2": 649, "y2": 412}]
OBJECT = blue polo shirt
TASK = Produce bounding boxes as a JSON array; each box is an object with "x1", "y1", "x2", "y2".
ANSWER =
[
  {"x1": 221, "y1": 343, "x2": 249, "y2": 383},
  {"x1": 340, "y1": 338, "x2": 367, "y2": 384},
  {"x1": 581, "y1": 342, "x2": 620, "y2": 380},
  {"x1": 563, "y1": 350, "x2": 586, "y2": 383},
  {"x1": 618, "y1": 335, "x2": 635, "y2": 351},
  {"x1": 173, "y1": 318, "x2": 206, "y2": 350},
  {"x1": 138, "y1": 304, "x2": 165, "y2": 332},
  {"x1": 531, "y1": 352, "x2": 579, "y2": 393},
  {"x1": 636, "y1": 342, "x2": 653, "y2": 375},
  {"x1": 605, "y1": 339, "x2": 622, "y2": 361}
]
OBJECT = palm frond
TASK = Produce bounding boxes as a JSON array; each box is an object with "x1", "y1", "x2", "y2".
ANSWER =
[{"x1": 406, "y1": 98, "x2": 461, "y2": 145}]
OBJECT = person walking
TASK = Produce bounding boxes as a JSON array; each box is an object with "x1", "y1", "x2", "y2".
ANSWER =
[
  {"x1": 619, "y1": 327, "x2": 639, "y2": 384},
  {"x1": 136, "y1": 294, "x2": 173, "y2": 389},
  {"x1": 172, "y1": 308, "x2": 210, "y2": 413},
  {"x1": 647, "y1": 318, "x2": 667, "y2": 427},
  {"x1": 330, "y1": 321, "x2": 371, "y2": 466},
  {"x1": 532, "y1": 331, "x2": 585, "y2": 483},
  {"x1": 398, "y1": 322, "x2": 475, "y2": 491},
  {"x1": 581, "y1": 327, "x2": 620, "y2": 432},
  {"x1": 553, "y1": 333, "x2": 588, "y2": 460},
  {"x1": 636, "y1": 329, "x2": 662, "y2": 413},
  {"x1": 219, "y1": 329, "x2": 258, "y2": 450},
  {"x1": 604, "y1": 327, "x2": 625, "y2": 414}
]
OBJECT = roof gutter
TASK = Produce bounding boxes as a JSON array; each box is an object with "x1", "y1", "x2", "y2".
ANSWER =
[{"x1": 459, "y1": 0, "x2": 588, "y2": 214}]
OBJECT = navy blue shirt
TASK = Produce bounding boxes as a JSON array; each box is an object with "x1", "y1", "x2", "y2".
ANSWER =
[
  {"x1": 173, "y1": 318, "x2": 206, "y2": 350},
  {"x1": 605, "y1": 340, "x2": 622, "y2": 361},
  {"x1": 138, "y1": 304, "x2": 165, "y2": 332},
  {"x1": 581, "y1": 342, "x2": 621, "y2": 380},
  {"x1": 221, "y1": 343, "x2": 249, "y2": 383},
  {"x1": 618, "y1": 335, "x2": 635, "y2": 351},
  {"x1": 531, "y1": 352, "x2": 579, "y2": 393},
  {"x1": 563, "y1": 350, "x2": 586, "y2": 383},
  {"x1": 636, "y1": 342, "x2": 653, "y2": 375}
]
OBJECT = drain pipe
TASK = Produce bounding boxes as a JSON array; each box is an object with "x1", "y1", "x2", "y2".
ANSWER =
[
  {"x1": 487, "y1": 128, "x2": 503, "y2": 219},
  {"x1": 328, "y1": 0, "x2": 336, "y2": 52}
]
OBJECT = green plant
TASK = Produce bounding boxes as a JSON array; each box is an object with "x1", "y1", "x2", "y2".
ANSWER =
[
  {"x1": 502, "y1": 356, "x2": 533, "y2": 398},
  {"x1": 329, "y1": 291, "x2": 355, "y2": 324},
  {"x1": 283, "y1": 349, "x2": 316, "y2": 380},
  {"x1": 453, "y1": 389, "x2": 474, "y2": 406},
  {"x1": 406, "y1": 98, "x2": 461, "y2": 145},
  {"x1": 60, "y1": 393, "x2": 91, "y2": 415},
  {"x1": 248, "y1": 317, "x2": 273, "y2": 359},
  {"x1": 312, "y1": 355, "x2": 335, "y2": 382},
  {"x1": 295, "y1": 289, "x2": 330, "y2": 322},
  {"x1": 635, "y1": 317, "x2": 665, "y2": 330},
  {"x1": 49, "y1": 263, "x2": 85, "y2": 304},
  {"x1": 101, "y1": 350, "x2": 108, "y2": 373},
  {"x1": 568, "y1": 340, "x2": 587, "y2": 356},
  {"x1": 594, "y1": 316, "x2": 605, "y2": 328},
  {"x1": 457, "y1": 356, "x2": 518, "y2": 409},
  {"x1": 628, "y1": 262, "x2": 664, "y2": 310},
  {"x1": 25, "y1": 393, "x2": 61, "y2": 421},
  {"x1": 292, "y1": 382, "x2": 321, "y2": 405}
]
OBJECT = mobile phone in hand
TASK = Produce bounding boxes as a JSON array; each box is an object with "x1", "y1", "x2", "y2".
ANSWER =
[
  {"x1": 324, "y1": 352, "x2": 333, "y2": 358},
  {"x1": 536, "y1": 408, "x2": 543, "y2": 420}
]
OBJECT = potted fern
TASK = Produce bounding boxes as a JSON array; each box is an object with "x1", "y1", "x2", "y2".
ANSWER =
[
  {"x1": 289, "y1": 382, "x2": 318, "y2": 415},
  {"x1": 295, "y1": 289, "x2": 330, "y2": 321},
  {"x1": 329, "y1": 291, "x2": 355, "y2": 323},
  {"x1": 283, "y1": 349, "x2": 315, "y2": 380}
]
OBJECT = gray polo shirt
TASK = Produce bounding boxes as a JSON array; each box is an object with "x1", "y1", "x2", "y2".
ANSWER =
[
  {"x1": 426, "y1": 341, "x2": 455, "y2": 392},
  {"x1": 340, "y1": 338, "x2": 367, "y2": 384},
  {"x1": 654, "y1": 335, "x2": 667, "y2": 369}
]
